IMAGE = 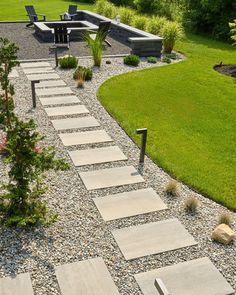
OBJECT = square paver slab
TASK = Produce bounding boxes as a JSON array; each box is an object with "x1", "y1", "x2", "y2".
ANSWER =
[
  {"x1": 51, "y1": 116, "x2": 100, "y2": 131},
  {"x1": 134, "y1": 257, "x2": 234, "y2": 295},
  {"x1": 55, "y1": 257, "x2": 119, "y2": 295},
  {"x1": 59, "y1": 130, "x2": 113, "y2": 146},
  {"x1": 112, "y1": 218, "x2": 197, "y2": 260},
  {"x1": 45, "y1": 105, "x2": 89, "y2": 117},
  {"x1": 36, "y1": 87, "x2": 73, "y2": 97},
  {"x1": 79, "y1": 166, "x2": 144, "y2": 190},
  {"x1": 69, "y1": 146, "x2": 127, "y2": 166},
  {"x1": 23, "y1": 67, "x2": 54, "y2": 74},
  {"x1": 93, "y1": 188, "x2": 167, "y2": 221},
  {"x1": 39, "y1": 95, "x2": 80, "y2": 106},
  {"x1": 0, "y1": 273, "x2": 34, "y2": 295},
  {"x1": 36, "y1": 80, "x2": 66, "y2": 88},
  {"x1": 27, "y1": 73, "x2": 60, "y2": 81},
  {"x1": 21, "y1": 62, "x2": 51, "y2": 68}
]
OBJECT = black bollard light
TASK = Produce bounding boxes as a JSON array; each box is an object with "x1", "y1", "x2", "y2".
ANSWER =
[
  {"x1": 136, "y1": 128, "x2": 147, "y2": 164},
  {"x1": 31, "y1": 80, "x2": 40, "y2": 108},
  {"x1": 54, "y1": 46, "x2": 58, "y2": 67}
]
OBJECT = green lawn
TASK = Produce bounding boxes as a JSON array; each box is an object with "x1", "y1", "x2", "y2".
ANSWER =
[
  {"x1": 0, "y1": 0, "x2": 94, "y2": 21},
  {"x1": 98, "y1": 33, "x2": 236, "y2": 211}
]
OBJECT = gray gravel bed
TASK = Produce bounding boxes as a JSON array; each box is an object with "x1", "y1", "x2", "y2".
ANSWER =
[{"x1": 0, "y1": 56, "x2": 235, "y2": 295}]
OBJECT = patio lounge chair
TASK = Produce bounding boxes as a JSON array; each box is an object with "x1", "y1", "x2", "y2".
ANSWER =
[
  {"x1": 60, "y1": 5, "x2": 78, "y2": 21},
  {"x1": 25, "y1": 5, "x2": 46, "y2": 27},
  {"x1": 53, "y1": 23, "x2": 70, "y2": 48},
  {"x1": 89, "y1": 21, "x2": 112, "y2": 47}
]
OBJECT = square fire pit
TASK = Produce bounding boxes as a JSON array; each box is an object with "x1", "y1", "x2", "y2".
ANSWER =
[{"x1": 34, "y1": 20, "x2": 98, "y2": 42}]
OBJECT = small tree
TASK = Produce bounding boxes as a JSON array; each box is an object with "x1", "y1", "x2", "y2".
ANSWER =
[
  {"x1": 0, "y1": 38, "x2": 70, "y2": 227},
  {"x1": 0, "y1": 37, "x2": 19, "y2": 129},
  {"x1": 229, "y1": 19, "x2": 236, "y2": 44}
]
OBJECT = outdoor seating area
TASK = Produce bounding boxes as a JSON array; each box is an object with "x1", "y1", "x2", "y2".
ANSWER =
[{"x1": 0, "y1": 1, "x2": 235, "y2": 295}]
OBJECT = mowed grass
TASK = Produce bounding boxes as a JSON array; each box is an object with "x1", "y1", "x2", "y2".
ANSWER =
[
  {"x1": 0, "y1": 0, "x2": 94, "y2": 21},
  {"x1": 98, "y1": 33, "x2": 236, "y2": 211}
]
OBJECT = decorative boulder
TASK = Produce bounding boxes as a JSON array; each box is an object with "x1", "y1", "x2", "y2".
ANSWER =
[{"x1": 212, "y1": 224, "x2": 235, "y2": 245}]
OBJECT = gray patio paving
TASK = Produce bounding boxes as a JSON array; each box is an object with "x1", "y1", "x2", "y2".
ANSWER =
[
  {"x1": 68, "y1": 146, "x2": 127, "y2": 166},
  {"x1": 45, "y1": 105, "x2": 89, "y2": 117},
  {"x1": 0, "y1": 273, "x2": 34, "y2": 295},
  {"x1": 55, "y1": 257, "x2": 120, "y2": 295},
  {"x1": 112, "y1": 218, "x2": 197, "y2": 260},
  {"x1": 51, "y1": 116, "x2": 100, "y2": 131},
  {"x1": 93, "y1": 188, "x2": 168, "y2": 221},
  {"x1": 134, "y1": 257, "x2": 234, "y2": 295},
  {"x1": 59, "y1": 130, "x2": 113, "y2": 146},
  {"x1": 79, "y1": 166, "x2": 144, "y2": 190}
]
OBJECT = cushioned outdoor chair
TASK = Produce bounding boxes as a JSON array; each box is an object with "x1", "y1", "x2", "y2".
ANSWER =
[
  {"x1": 89, "y1": 21, "x2": 112, "y2": 47},
  {"x1": 53, "y1": 23, "x2": 71, "y2": 48},
  {"x1": 25, "y1": 5, "x2": 46, "y2": 27},
  {"x1": 60, "y1": 5, "x2": 78, "y2": 21}
]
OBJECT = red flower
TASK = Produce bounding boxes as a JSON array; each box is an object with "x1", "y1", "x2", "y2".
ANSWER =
[{"x1": 33, "y1": 144, "x2": 43, "y2": 154}]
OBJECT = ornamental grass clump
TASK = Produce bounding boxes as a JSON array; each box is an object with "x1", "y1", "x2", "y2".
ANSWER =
[
  {"x1": 218, "y1": 211, "x2": 233, "y2": 226},
  {"x1": 132, "y1": 15, "x2": 147, "y2": 30},
  {"x1": 147, "y1": 16, "x2": 168, "y2": 35},
  {"x1": 59, "y1": 55, "x2": 78, "y2": 69},
  {"x1": 119, "y1": 7, "x2": 136, "y2": 25},
  {"x1": 0, "y1": 37, "x2": 70, "y2": 227},
  {"x1": 83, "y1": 31, "x2": 105, "y2": 67},
  {"x1": 161, "y1": 21, "x2": 184, "y2": 53},
  {"x1": 229, "y1": 19, "x2": 236, "y2": 44},
  {"x1": 165, "y1": 180, "x2": 180, "y2": 197},
  {"x1": 184, "y1": 195, "x2": 199, "y2": 214},
  {"x1": 73, "y1": 66, "x2": 93, "y2": 81}
]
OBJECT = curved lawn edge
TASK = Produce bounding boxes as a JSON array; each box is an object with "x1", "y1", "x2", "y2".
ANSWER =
[{"x1": 97, "y1": 35, "x2": 236, "y2": 211}]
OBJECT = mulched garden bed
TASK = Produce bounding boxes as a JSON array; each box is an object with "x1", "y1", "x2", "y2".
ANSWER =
[{"x1": 214, "y1": 64, "x2": 236, "y2": 78}]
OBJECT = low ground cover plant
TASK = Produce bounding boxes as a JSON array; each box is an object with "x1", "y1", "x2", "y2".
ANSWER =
[
  {"x1": 162, "y1": 56, "x2": 171, "y2": 63},
  {"x1": 124, "y1": 54, "x2": 140, "y2": 66},
  {"x1": 147, "y1": 56, "x2": 157, "y2": 63},
  {"x1": 59, "y1": 55, "x2": 78, "y2": 69}
]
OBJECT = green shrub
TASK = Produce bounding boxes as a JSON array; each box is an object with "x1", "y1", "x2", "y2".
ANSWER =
[
  {"x1": 146, "y1": 16, "x2": 167, "y2": 35},
  {"x1": 161, "y1": 21, "x2": 183, "y2": 53},
  {"x1": 73, "y1": 66, "x2": 93, "y2": 81},
  {"x1": 229, "y1": 19, "x2": 236, "y2": 44},
  {"x1": 132, "y1": 16, "x2": 147, "y2": 30},
  {"x1": 119, "y1": 7, "x2": 136, "y2": 25},
  {"x1": 59, "y1": 55, "x2": 78, "y2": 69},
  {"x1": 162, "y1": 56, "x2": 171, "y2": 63},
  {"x1": 147, "y1": 56, "x2": 157, "y2": 63},
  {"x1": 124, "y1": 54, "x2": 140, "y2": 66},
  {"x1": 165, "y1": 52, "x2": 177, "y2": 60}
]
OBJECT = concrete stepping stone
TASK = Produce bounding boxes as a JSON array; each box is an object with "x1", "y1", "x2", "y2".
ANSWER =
[
  {"x1": 23, "y1": 67, "x2": 54, "y2": 74},
  {"x1": 0, "y1": 273, "x2": 34, "y2": 295},
  {"x1": 39, "y1": 95, "x2": 80, "y2": 106},
  {"x1": 9, "y1": 69, "x2": 19, "y2": 78},
  {"x1": 69, "y1": 146, "x2": 127, "y2": 166},
  {"x1": 27, "y1": 73, "x2": 60, "y2": 81},
  {"x1": 79, "y1": 166, "x2": 144, "y2": 190},
  {"x1": 59, "y1": 130, "x2": 113, "y2": 146},
  {"x1": 36, "y1": 87, "x2": 73, "y2": 97},
  {"x1": 134, "y1": 257, "x2": 234, "y2": 295},
  {"x1": 112, "y1": 218, "x2": 197, "y2": 260},
  {"x1": 55, "y1": 257, "x2": 119, "y2": 295},
  {"x1": 36, "y1": 80, "x2": 66, "y2": 88},
  {"x1": 93, "y1": 188, "x2": 167, "y2": 221},
  {"x1": 51, "y1": 116, "x2": 100, "y2": 131},
  {"x1": 21, "y1": 62, "x2": 51, "y2": 68},
  {"x1": 45, "y1": 105, "x2": 89, "y2": 117}
]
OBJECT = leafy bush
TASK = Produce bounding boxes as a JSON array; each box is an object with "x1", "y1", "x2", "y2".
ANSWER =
[
  {"x1": 124, "y1": 54, "x2": 140, "y2": 66},
  {"x1": 218, "y1": 212, "x2": 233, "y2": 226},
  {"x1": 165, "y1": 180, "x2": 180, "y2": 197},
  {"x1": 147, "y1": 56, "x2": 157, "y2": 63},
  {"x1": 161, "y1": 21, "x2": 183, "y2": 53},
  {"x1": 73, "y1": 66, "x2": 93, "y2": 81},
  {"x1": 229, "y1": 20, "x2": 236, "y2": 44},
  {"x1": 132, "y1": 16, "x2": 147, "y2": 30},
  {"x1": 165, "y1": 52, "x2": 177, "y2": 60},
  {"x1": 119, "y1": 7, "x2": 136, "y2": 25},
  {"x1": 146, "y1": 16, "x2": 167, "y2": 35},
  {"x1": 162, "y1": 56, "x2": 171, "y2": 63},
  {"x1": 59, "y1": 55, "x2": 78, "y2": 69},
  {"x1": 184, "y1": 195, "x2": 199, "y2": 214}
]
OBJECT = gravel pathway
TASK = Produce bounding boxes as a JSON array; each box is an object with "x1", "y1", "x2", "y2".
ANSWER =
[{"x1": 0, "y1": 56, "x2": 235, "y2": 294}]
